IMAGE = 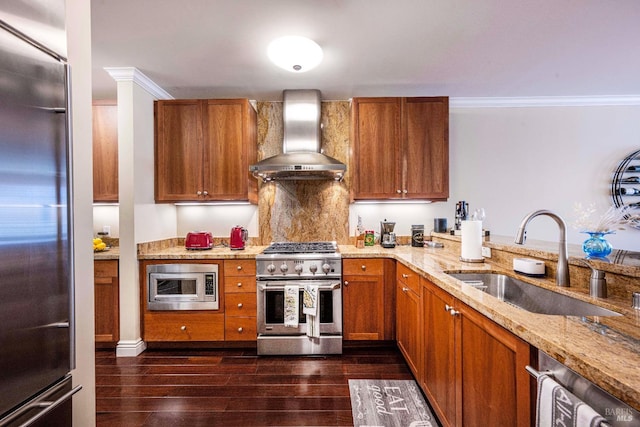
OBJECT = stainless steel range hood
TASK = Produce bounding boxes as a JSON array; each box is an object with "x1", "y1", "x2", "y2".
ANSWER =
[{"x1": 249, "y1": 89, "x2": 346, "y2": 182}]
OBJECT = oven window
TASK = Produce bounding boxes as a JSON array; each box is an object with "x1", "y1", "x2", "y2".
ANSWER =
[
  {"x1": 264, "y1": 290, "x2": 334, "y2": 324},
  {"x1": 156, "y1": 279, "x2": 197, "y2": 296}
]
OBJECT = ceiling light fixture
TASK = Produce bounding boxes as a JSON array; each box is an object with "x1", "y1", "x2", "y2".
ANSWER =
[{"x1": 267, "y1": 36, "x2": 323, "y2": 73}]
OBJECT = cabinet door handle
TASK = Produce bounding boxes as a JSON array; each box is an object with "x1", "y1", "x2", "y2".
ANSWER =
[
  {"x1": 344, "y1": 281, "x2": 349, "y2": 286},
  {"x1": 396, "y1": 189, "x2": 402, "y2": 194},
  {"x1": 237, "y1": 265, "x2": 243, "y2": 271},
  {"x1": 449, "y1": 309, "x2": 460, "y2": 316},
  {"x1": 203, "y1": 190, "x2": 208, "y2": 196},
  {"x1": 445, "y1": 304, "x2": 453, "y2": 312},
  {"x1": 402, "y1": 273, "x2": 409, "y2": 279},
  {"x1": 237, "y1": 327, "x2": 243, "y2": 333},
  {"x1": 196, "y1": 191, "x2": 202, "y2": 196},
  {"x1": 361, "y1": 265, "x2": 366, "y2": 270},
  {"x1": 402, "y1": 287, "x2": 409, "y2": 292},
  {"x1": 237, "y1": 282, "x2": 243, "y2": 287},
  {"x1": 403, "y1": 189, "x2": 408, "y2": 194},
  {"x1": 180, "y1": 325, "x2": 187, "y2": 331},
  {"x1": 237, "y1": 303, "x2": 243, "y2": 308}
]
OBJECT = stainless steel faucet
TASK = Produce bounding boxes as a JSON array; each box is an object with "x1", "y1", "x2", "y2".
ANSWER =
[{"x1": 514, "y1": 210, "x2": 570, "y2": 287}]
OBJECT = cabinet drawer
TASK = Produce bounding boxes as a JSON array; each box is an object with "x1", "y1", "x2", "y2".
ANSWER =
[
  {"x1": 94, "y1": 260, "x2": 118, "y2": 277},
  {"x1": 397, "y1": 263, "x2": 420, "y2": 293},
  {"x1": 224, "y1": 259, "x2": 256, "y2": 276},
  {"x1": 224, "y1": 276, "x2": 256, "y2": 293},
  {"x1": 144, "y1": 312, "x2": 224, "y2": 341},
  {"x1": 225, "y1": 293, "x2": 257, "y2": 316},
  {"x1": 225, "y1": 317, "x2": 257, "y2": 341},
  {"x1": 343, "y1": 258, "x2": 384, "y2": 275}
]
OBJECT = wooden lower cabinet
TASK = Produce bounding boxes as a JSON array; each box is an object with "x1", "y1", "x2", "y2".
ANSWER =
[
  {"x1": 144, "y1": 311, "x2": 224, "y2": 341},
  {"x1": 396, "y1": 263, "x2": 421, "y2": 377},
  {"x1": 223, "y1": 260, "x2": 257, "y2": 341},
  {"x1": 343, "y1": 258, "x2": 395, "y2": 341},
  {"x1": 421, "y1": 278, "x2": 532, "y2": 427},
  {"x1": 94, "y1": 260, "x2": 119, "y2": 348}
]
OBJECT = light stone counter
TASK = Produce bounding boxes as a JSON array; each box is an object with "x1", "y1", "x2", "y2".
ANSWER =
[{"x1": 135, "y1": 240, "x2": 640, "y2": 411}]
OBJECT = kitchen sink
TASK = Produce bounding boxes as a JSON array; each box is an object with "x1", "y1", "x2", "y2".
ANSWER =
[{"x1": 446, "y1": 272, "x2": 621, "y2": 317}]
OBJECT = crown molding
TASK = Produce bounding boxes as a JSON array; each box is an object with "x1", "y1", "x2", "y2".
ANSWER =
[
  {"x1": 450, "y1": 95, "x2": 640, "y2": 108},
  {"x1": 104, "y1": 67, "x2": 173, "y2": 100}
]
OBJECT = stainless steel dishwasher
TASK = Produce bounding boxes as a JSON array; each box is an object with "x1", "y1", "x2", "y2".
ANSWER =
[{"x1": 528, "y1": 350, "x2": 639, "y2": 427}]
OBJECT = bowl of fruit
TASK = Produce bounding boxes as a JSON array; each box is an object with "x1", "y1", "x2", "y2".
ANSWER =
[{"x1": 93, "y1": 237, "x2": 108, "y2": 252}]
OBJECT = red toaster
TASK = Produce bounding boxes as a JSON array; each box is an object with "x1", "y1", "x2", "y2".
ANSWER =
[{"x1": 185, "y1": 231, "x2": 213, "y2": 250}]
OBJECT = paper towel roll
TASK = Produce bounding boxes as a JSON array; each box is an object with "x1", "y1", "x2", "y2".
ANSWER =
[{"x1": 461, "y1": 220, "x2": 484, "y2": 262}]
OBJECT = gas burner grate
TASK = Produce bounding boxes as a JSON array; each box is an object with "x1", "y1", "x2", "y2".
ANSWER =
[{"x1": 263, "y1": 241, "x2": 338, "y2": 254}]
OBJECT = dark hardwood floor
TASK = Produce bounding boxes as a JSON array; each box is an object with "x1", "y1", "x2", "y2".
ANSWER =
[{"x1": 96, "y1": 344, "x2": 416, "y2": 426}]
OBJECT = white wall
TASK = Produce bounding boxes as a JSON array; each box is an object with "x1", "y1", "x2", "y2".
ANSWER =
[{"x1": 176, "y1": 204, "x2": 258, "y2": 237}]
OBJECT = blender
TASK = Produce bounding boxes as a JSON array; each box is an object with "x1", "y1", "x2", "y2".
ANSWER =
[{"x1": 380, "y1": 219, "x2": 396, "y2": 248}]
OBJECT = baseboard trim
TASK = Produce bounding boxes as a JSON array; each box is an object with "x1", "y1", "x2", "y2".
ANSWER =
[{"x1": 116, "y1": 339, "x2": 147, "y2": 357}]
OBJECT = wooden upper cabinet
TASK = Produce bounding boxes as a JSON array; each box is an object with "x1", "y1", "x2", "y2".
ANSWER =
[
  {"x1": 403, "y1": 97, "x2": 449, "y2": 199},
  {"x1": 351, "y1": 97, "x2": 401, "y2": 199},
  {"x1": 351, "y1": 96, "x2": 449, "y2": 201},
  {"x1": 154, "y1": 99, "x2": 257, "y2": 203},
  {"x1": 92, "y1": 103, "x2": 118, "y2": 202}
]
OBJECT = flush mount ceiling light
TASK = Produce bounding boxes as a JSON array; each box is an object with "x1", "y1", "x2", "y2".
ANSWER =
[{"x1": 267, "y1": 36, "x2": 323, "y2": 73}]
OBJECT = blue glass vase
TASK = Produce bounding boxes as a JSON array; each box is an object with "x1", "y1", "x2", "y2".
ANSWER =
[{"x1": 581, "y1": 231, "x2": 613, "y2": 258}]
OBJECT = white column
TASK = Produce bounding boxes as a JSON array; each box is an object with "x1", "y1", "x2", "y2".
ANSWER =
[{"x1": 105, "y1": 68, "x2": 175, "y2": 357}]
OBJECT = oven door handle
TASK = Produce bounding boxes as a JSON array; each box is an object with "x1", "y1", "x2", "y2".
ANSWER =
[{"x1": 257, "y1": 282, "x2": 341, "y2": 292}]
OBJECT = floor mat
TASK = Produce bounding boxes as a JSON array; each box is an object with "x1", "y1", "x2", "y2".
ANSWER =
[{"x1": 348, "y1": 379, "x2": 438, "y2": 427}]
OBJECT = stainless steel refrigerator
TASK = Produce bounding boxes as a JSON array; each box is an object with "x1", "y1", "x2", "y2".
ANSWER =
[{"x1": 0, "y1": 1, "x2": 81, "y2": 426}]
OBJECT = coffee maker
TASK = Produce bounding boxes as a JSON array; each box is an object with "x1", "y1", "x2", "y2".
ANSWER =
[{"x1": 380, "y1": 219, "x2": 396, "y2": 248}]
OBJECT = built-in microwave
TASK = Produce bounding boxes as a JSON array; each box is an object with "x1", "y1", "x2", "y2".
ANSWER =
[{"x1": 147, "y1": 264, "x2": 219, "y2": 310}]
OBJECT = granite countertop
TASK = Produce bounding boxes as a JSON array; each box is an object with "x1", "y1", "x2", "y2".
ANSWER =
[
  {"x1": 94, "y1": 246, "x2": 119, "y2": 260},
  {"x1": 130, "y1": 239, "x2": 640, "y2": 410}
]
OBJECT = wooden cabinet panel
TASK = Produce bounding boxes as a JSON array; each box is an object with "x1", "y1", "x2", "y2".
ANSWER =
[
  {"x1": 396, "y1": 276, "x2": 421, "y2": 378},
  {"x1": 223, "y1": 259, "x2": 257, "y2": 341},
  {"x1": 94, "y1": 260, "x2": 119, "y2": 347},
  {"x1": 144, "y1": 312, "x2": 225, "y2": 341},
  {"x1": 351, "y1": 96, "x2": 449, "y2": 200},
  {"x1": 403, "y1": 97, "x2": 449, "y2": 200},
  {"x1": 154, "y1": 99, "x2": 257, "y2": 203},
  {"x1": 224, "y1": 293, "x2": 257, "y2": 317},
  {"x1": 343, "y1": 258, "x2": 384, "y2": 276},
  {"x1": 351, "y1": 97, "x2": 401, "y2": 199},
  {"x1": 225, "y1": 317, "x2": 257, "y2": 341},
  {"x1": 422, "y1": 279, "x2": 457, "y2": 426},
  {"x1": 397, "y1": 263, "x2": 420, "y2": 293},
  {"x1": 421, "y1": 278, "x2": 532, "y2": 427},
  {"x1": 343, "y1": 273, "x2": 385, "y2": 340},
  {"x1": 224, "y1": 259, "x2": 256, "y2": 277},
  {"x1": 92, "y1": 103, "x2": 118, "y2": 202},
  {"x1": 155, "y1": 100, "x2": 204, "y2": 201},
  {"x1": 457, "y1": 301, "x2": 532, "y2": 427}
]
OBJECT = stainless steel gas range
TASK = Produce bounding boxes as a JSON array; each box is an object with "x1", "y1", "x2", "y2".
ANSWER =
[{"x1": 256, "y1": 241, "x2": 342, "y2": 355}]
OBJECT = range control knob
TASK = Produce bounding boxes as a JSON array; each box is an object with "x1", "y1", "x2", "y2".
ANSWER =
[
  {"x1": 266, "y1": 264, "x2": 276, "y2": 273},
  {"x1": 309, "y1": 264, "x2": 318, "y2": 274},
  {"x1": 295, "y1": 264, "x2": 304, "y2": 274},
  {"x1": 280, "y1": 263, "x2": 289, "y2": 273},
  {"x1": 322, "y1": 263, "x2": 331, "y2": 274}
]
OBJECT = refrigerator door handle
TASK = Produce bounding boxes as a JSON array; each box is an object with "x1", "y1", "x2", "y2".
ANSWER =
[
  {"x1": 43, "y1": 321, "x2": 70, "y2": 329},
  {"x1": 15, "y1": 386, "x2": 81, "y2": 427},
  {"x1": 0, "y1": 378, "x2": 82, "y2": 427}
]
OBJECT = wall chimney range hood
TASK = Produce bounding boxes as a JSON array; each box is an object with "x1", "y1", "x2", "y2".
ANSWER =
[{"x1": 249, "y1": 89, "x2": 346, "y2": 182}]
